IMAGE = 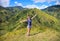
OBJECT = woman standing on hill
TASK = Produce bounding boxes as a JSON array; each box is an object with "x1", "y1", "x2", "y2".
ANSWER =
[
  {"x1": 20, "y1": 14, "x2": 37, "y2": 36},
  {"x1": 26, "y1": 15, "x2": 32, "y2": 36}
]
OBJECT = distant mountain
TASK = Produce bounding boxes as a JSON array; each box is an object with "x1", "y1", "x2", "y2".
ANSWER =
[
  {"x1": 6, "y1": 6, "x2": 23, "y2": 10},
  {"x1": 42, "y1": 5, "x2": 60, "y2": 19},
  {"x1": 0, "y1": 6, "x2": 6, "y2": 10},
  {"x1": 43, "y1": 5, "x2": 60, "y2": 11}
]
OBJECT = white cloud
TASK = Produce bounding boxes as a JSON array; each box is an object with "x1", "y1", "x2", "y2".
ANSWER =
[
  {"x1": 17, "y1": 3, "x2": 23, "y2": 6},
  {"x1": 15, "y1": 1, "x2": 23, "y2": 6},
  {"x1": 14, "y1": 2, "x2": 48, "y2": 9},
  {"x1": 56, "y1": 0, "x2": 60, "y2": 5},
  {"x1": 24, "y1": 5, "x2": 39, "y2": 9},
  {"x1": 0, "y1": 0, "x2": 10, "y2": 7},
  {"x1": 49, "y1": 4, "x2": 52, "y2": 6},
  {"x1": 15, "y1": 1, "x2": 18, "y2": 4},
  {"x1": 24, "y1": 4, "x2": 48, "y2": 9},
  {"x1": 39, "y1": 5, "x2": 48, "y2": 9},
  {"x1": 0, "y1": 0, "x2": 1, "y2": 6},
  {"x1": 32, "y1": 0, "x2": 56, "y2": 3},
  {"x1": 32, "y1": 0, "x2": 46, "y2": 3}
]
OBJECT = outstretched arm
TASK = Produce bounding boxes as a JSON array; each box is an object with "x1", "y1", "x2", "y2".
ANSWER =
[
  {"x1": 20, "y1": 19, "x2": 27, "y2": 23},
  {"x1": 20, "y1": 14, "x2": 37, "y2": 23},
  {"x1": 31, "y1": 14, "x2": 37, "y2": 20}
]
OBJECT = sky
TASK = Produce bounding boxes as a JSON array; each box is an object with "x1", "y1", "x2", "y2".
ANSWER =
[{"x1": 0, "y1": 0, "x2": 60, "y2": 9}]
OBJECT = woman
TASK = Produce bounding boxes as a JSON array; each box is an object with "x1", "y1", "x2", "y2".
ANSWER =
[
  {"x1": 20, "y1": 14, "x2": 37, "y2": 36},
  {"x1": 26, "y1": 15, "x2": 32, "y2": 36}
]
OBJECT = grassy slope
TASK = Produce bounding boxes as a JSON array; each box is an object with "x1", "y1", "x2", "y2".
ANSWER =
[
  {"x1": 1, "y1": 27, "x2": 60, "y2": 41},
  {"x1": 0, "y1": 8, "x2": 60, "y2": 41}
]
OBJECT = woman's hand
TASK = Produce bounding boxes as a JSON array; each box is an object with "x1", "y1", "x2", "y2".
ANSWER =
[{"x1": 31, "y1": 14, "x2": 37, "y2": 20}]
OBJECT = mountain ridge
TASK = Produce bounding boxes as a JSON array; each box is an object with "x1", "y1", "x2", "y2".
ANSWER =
[{"x1": 42, "y1": 5, "x2": 60, "y2": 19}]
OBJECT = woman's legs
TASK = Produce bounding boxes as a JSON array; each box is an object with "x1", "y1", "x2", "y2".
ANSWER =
[{"x1": 27, "y1": 27, "x2": 31, "y2": 36}]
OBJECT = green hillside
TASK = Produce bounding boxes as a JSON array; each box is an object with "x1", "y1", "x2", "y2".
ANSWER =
[
  {"x1": 43, "y1": 5, "x2": 60, "y2": 19},
  {"x1": 0, "y1": 6, "x2": 60, "y2": 41}
]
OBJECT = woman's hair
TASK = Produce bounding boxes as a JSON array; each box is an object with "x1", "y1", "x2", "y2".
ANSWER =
[
  {"x1": 27, "y1": 14, "x2": 30, "y2": 17},
  {"x1": 27, "y1": 14, "x2": 31, "y2": 20}
]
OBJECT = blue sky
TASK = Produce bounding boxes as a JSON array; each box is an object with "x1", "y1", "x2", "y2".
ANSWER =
[{"x1": 0, "y1": 0, "x2": 60, "y2": 9}]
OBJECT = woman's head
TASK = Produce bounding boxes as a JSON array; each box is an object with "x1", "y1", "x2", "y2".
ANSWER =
[{"x1": 27, "y1": 15, "x2": 31, "y2": 19}]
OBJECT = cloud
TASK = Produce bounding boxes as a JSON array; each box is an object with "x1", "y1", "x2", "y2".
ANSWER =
[
  {"x1": 15, "y1": 1, "x2": 23, "y2": 6},
  {"x1": 39, "y1": 5, "x2": 48, "y2": 9},
  {"x1": 32, "y1": 0, "x2": 46, "y2": 3},
  {"x1": 32, "y1": 0, "x2": 56, "y2": 3},
  {"x1": 24, "y1": 4, "x2": 48, "y2": 9},
  {"x1": 56, "y1": 0, "x2": 60, "y2": 5},
  {"x1": 0, "y1": 0, "x2": 10, "y2": 7},
  {"x1": 24, "y1": 5, "x2": 39, "y2": 9},
  {"x1": 15, "y1": 1, "x2": 18, "y2": 4},
  {"x1": 14, "y1": 2, "x2": 47, "y2": 9}
]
